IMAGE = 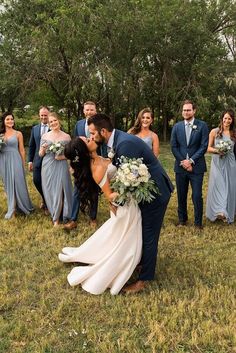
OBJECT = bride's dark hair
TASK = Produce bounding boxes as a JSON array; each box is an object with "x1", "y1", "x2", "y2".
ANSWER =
[{"x1": 64, "y1": 137, "x2": 99, "y2": 215}]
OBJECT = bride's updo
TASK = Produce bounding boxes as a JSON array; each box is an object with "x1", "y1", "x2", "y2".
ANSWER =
[{"x1": 64, "y1": 137, "x2": 99, "y2": 215}]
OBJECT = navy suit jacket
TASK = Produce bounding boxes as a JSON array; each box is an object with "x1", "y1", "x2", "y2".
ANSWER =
[
  {"x1": 28, "y1": 124, "x2": 43, "y2": 168},
  {"x1": 74, "y1": 119, "x2": 86, "y2": 137},
  {"x1": 112, "y1": 130, "x2": 174, "y2": 204},
  {"x1": 170, "y1": 119, "x2": 209, "y2": 174}
]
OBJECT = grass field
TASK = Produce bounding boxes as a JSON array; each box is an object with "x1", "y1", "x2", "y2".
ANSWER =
[{"x1": 0, "y1": 144, "x2": 235, "y2": 353}]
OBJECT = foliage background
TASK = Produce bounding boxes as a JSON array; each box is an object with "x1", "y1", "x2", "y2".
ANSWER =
[{"x1": 0, "y1": 0, "x2": 236, "y2": 138}]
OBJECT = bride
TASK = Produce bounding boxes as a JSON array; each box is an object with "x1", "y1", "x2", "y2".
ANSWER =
[{"x1": 58, "y1": 136, "x2": 142, "y2": 295}]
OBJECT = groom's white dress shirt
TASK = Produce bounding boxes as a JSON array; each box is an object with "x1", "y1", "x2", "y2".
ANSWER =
[{"x1": 107, "y1": 129, "x2": 115, "y2": 150}]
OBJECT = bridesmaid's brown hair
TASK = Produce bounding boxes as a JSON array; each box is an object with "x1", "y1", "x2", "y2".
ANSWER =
[{"x1": 217, "y1": 109, "x2": 236, "y2": 141}]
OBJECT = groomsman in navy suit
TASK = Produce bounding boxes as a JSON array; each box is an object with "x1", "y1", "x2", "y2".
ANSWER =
[
  {"x1": 64, "y1": 101, "x2": 99, "y2": 230},
  {"x1": 28, "y1": 106, "x2": 49, "y2": 211},
  {"x1": 171, "y1": 100, "x2": 209, "y2": 229},
  {"x1": 88, "y1": 113, "x2": 174, "y2": 294}
]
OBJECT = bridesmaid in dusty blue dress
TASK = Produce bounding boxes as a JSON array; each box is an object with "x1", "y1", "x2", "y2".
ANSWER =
[
  {"x1": 0, "y1": 112, "x2": 34, "y2": 219},
  {"x1": 128, "y1": 107, "x2": 159, "y2": 157},
  {"x1": 206, "y1": 109, "x2": 236, "y2": 223},
  {"x1": 39, "y1": 112, "x2": 72, "y2": 227}
]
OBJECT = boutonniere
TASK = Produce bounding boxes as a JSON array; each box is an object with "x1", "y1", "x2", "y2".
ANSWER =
[
  {"x1": 192, "y1": 125, "x2": 197, "y2": 130},
  {"x1": 108, "y1": 148, "x2": 115, "y2": 160}
]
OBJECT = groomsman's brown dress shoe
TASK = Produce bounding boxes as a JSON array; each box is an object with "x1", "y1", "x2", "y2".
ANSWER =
[
  {"x1": 90, "y1": 219, "x2": 98, "y2": 228},
  {"x1": 122, "y1": 280, "x2": 147, "y2": 294},
  {"x1": 194, "y1": 224, "x2": 204, "y2": 231},
  {"x1": 63, "y1": 221, "x2": 77, "y2": 230}
]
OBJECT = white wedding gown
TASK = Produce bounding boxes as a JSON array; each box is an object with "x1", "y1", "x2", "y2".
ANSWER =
[{"x1": 58, "y1": 164, "x2": 142, "y2": 295}]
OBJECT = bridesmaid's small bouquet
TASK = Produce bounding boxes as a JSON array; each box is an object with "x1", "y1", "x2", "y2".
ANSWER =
[
  {"x1": 110, "y1": 156, "x2": 159, "y2": 205},
  {"x1": 0, "y1": 134, "x2": 6, "y2": 152},
  {"x1": 215, "y1": 140, "x2": 232, "y2": 157},
  {"x1": 47, "y1": 142, "x2": 64, "y2": 156}
]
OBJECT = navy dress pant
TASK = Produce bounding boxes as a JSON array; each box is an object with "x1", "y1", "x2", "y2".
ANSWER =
[
  {"x1": 175, "y1": 172, "x2": 204, "y2": 226},
  {"x1": 71, "y1": 185, "x2": 98, "y2": 221},
  {"x1": 33, "y1": 166, "x2": 46, "y2": 205}
]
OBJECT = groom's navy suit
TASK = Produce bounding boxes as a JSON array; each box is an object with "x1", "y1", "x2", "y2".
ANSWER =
[
  {"x1": 171, "y1": 118, "x2": 208, "y2": 225},
  {"x1": 70, "y1": 119, "x2": 99, "y2": 221},
  {"x1": 112, "y1": 130, "x2": 174, "y2": 281},
  {"x1": 28, "y1": 124, "x2": 45, "y2": 203}
]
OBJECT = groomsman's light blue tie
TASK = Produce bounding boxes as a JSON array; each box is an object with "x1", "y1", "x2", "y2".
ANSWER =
[
  {"x1": 42, "y1": 124, "x2": 47, "y2": 136},
  {"x1": 85, "y1": 125, "x2": 90, "y2": 138},
  {"x1": 185, "y1": 122, "x2": 192, "y2": 145}
]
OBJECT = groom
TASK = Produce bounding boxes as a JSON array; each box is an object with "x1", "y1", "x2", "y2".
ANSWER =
[{"x1": 88, "y1": 113, "x2": 174, "y2": 293}]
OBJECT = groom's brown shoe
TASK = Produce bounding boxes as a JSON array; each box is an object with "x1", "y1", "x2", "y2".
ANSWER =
[
  {"x1": 63, "y1": 221, "x2": 77, "y2": 230},
  {"x1": 122, "y1": 280, "x2": 147, "y2": 294}
]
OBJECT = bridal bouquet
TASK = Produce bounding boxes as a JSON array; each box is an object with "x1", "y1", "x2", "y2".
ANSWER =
[
  {"x1": 0, "y1": 134, "x2": 6, "y2": 152},
  {"x1": 110, "y1": 156, "x2": 159, "y2": 205},
  {"x1": 215, "y1": 140, "x2": 232, "y2": 156},
  {"x1": 46, "y1": 142, "x2": 64, "y2": 156}
]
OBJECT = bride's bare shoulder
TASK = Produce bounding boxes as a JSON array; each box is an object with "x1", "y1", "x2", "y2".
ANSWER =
[
  {"x1": 91, "y1": 159, "x2": 109, "y2": 185},
  {"x1": 92, "y1": 165, "x2": 106, "y2": 185}
]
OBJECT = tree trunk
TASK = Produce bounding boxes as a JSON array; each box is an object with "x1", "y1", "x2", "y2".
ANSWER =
[
  {"x1": 163, "y1": 113, "x2": 168, "y2": 142},
  {"x1": 67, "y1": 108, "x2": 71, "y2": 134},
  {"x1": 76, "y1": 98, "x2": 82, "y2": 119},
  {"x1": 8, "y1": 99, "x2": 14, "y2": 113}
]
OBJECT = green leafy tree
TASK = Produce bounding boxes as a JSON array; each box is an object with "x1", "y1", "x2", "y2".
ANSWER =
[{"x1": 0, "y1": 0, "x2": 235, "y2": 137}]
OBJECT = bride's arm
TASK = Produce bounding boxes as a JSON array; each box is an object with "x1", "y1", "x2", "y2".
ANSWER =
[
  {"x1": 100, "y1": 181, "x2": 118, "y2": 204},
  {"x1": 100, "y1": 180, "x2": 119, "y2": 215}
]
